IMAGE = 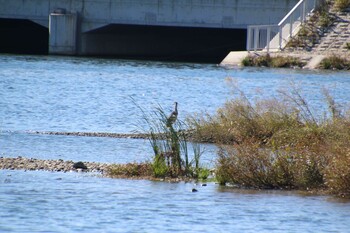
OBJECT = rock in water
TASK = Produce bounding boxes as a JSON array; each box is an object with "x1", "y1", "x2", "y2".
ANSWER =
[{"x1": 73, "y1": 161, "x2": 87, "y2": 170}]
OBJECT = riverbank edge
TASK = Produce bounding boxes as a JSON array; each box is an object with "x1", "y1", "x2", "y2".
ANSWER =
[
  {"x1": 220, "y1": 51, "x2": 350, "y2": 69},
  {"x1": 0, "y1": 156, "x2": 332, "y2": 197},
  {"x1": 25, "y1": 130, "x2": 196, "y2": 140},
  {"x1": 0, "y1": 156, "x2": 196, "y2": 182}
]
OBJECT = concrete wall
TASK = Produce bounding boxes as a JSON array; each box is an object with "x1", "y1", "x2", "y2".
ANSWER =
[{"x1": 0, "y1": 0, "x2": 298, "y2": 31}]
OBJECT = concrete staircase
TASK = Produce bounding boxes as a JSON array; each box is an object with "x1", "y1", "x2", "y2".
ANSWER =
[
  {"x1": 312, "y1": 5, "x2": 350, "y2": 54},
  {"x1": 221, "y1": 1, "x2": 349, "y2": 68}
]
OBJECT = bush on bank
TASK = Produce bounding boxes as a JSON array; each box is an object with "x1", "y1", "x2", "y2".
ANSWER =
[
  {"x1": 241, "y1": 54, "x2": 306, "y2": 68},
  {"x1": 188, "y1": 82, "x2": 350, "y2": 197},
  {"x1": 319, "y1": 55, "x2": 350, "y2": 70}
]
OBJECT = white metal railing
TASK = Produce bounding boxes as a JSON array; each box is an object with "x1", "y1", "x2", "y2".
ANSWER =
[{"x1": 246, "y1": 0, "x2": 323, "y2": 52}]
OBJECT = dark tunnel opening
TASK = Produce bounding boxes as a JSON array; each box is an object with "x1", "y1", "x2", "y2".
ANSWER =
[
  {"x1": 83, "y1": 24, "x2": 247, "y2": 63},
  {"x1": 0, "y1": 18, "x2": 49, "y2": 55},
  {"x1": 0, "y1": 18, "x2": 247, "y2": 63}
]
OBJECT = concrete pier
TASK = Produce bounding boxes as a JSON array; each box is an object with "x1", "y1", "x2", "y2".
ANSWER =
[{"x1": 49, "y1": 12, "x2": 78, "y2": 55}]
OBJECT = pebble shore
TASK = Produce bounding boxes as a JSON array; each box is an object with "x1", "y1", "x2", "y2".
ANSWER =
[
  {"x1": 0, "y1": 156, "x2": 109, "y2": 173},
  {"x1": 29, "y1": 130, "x2": 152, "y2": 139}
]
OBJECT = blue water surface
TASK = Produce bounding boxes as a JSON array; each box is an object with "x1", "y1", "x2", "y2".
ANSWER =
[{"x1": 1, "y1": 54, "x2": 350, "y2": 232}]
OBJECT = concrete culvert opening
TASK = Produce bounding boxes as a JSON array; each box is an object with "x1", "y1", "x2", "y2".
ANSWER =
[
  {"x1": 0, "y1": 18, "x2": 49, "y2": 55},
  {"x1": 82, "y1": 24, "x2": 247, "y2": 63}
]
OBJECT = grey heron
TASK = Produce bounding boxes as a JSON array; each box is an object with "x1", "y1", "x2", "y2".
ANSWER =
[{"x1": 166, "y1": 102, "x2": 178, "y2": 127}]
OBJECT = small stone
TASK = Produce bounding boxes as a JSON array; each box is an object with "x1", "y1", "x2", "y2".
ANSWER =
[{"x1": 191, "y1": 188, "x2": 198, "y2": 192}]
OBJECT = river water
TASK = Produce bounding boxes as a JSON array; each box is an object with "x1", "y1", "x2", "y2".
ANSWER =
[{"x1": 1, "y1": 54, "x2": 350, "y2": 232}]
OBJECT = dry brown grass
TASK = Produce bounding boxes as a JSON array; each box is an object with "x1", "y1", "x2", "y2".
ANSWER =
[
  {"x1": 189, "y1": 83, "x2": 350, "y2": 197},
  {"x1": 107, "y1": 163, "x2": 154, "y2": 178}
]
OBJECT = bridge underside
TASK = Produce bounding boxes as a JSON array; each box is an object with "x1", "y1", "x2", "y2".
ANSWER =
[
  {"x1": 0, "y1": 18, "x2": 48, "y2": 55},
  {"x1": 82, "y1": 24, "x2": 246, "y2": 63},
  {"x1": 0, "y1": 18, "x2": 246, "y2": 63}
]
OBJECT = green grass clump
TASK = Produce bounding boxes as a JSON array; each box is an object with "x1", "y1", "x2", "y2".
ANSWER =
[
  {"x1": 345, "y1": 42, "x2": 350, "y2": 50},
  {"x1": 135, "y1": 101, "x2": 206, "y2": 180},
  {"x1": 318, "y1": 10, "x2": 334, "y2": 28},
  {"x1": 334, "y1": 0, "x2": 350, "y2": 11},
  {"x1": 188, "y1": 81, "x2": 350, "y2": 197},
  {"x1": 241, "y1": 54, "x2": 305, "y2": 68},
  {"x1": 319, "y1": 55, "x2": 350, "y2": 70}
]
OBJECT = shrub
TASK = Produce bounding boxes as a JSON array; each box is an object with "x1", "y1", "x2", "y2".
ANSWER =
[
  {"x1": 324, "y1": 146, "x2": 350, "y2": 197},
  {"x1": 241, "y1": 54, "x2": 305, "y2": 68},
  {"x1": 189, "y1": 82, "x2": 350, "y2": 197},
  {"x1": 318, "y1": 10, "x2": 334, "y2": 28},
  {"x1": 216, "y1": 142, "x2": 327, "y2": 189},
  {"x1": 319, "y1": 55, "x2": 350, "y2": 70}
]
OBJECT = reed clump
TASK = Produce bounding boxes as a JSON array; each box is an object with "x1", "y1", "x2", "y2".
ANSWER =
[
  {"x1": 188, "y1": 82, "x2": 350, "y2": 197},
  {"x1": 242, "y1": 54, "x2": 306, "y2": 68},
  {"x1": 135, "y1": 102, "x2": 208, "y2": 180}
]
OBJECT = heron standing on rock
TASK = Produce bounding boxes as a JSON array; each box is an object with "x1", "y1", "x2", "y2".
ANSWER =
[{"x1": 166, "y1": 102, "x2": 178, "y2": 127}]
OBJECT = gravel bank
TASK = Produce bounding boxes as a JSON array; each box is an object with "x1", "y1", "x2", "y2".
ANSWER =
[
  {"x1": 29, "y1": 131, "x2": 152, "y2": 139},
  {"x1": 0, "y1": 156, "x2": 110, "y2": 173},
  {"x1": 28, "y1": 130, "x2": 195, "y2": 140}
]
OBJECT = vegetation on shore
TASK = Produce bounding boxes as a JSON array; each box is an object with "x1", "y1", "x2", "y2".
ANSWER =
[
  {"x1": 286, "y1": 0, "x2": 337, "y2": 51},
  {"x1": 319, "y1": 55, "x2": 350, "y2": 70},
  {"x1": 334, "y1": 0, "x2": 350, "y2": 11},
  {"x1": 241, "y1": 54, "x2": 306, "y2": 68},
  {"x1": 241, "y1": 53, "x2": 350, "y2": 70},
  {"x1": 188, "y1": 80, "x2": 350, "y2": 198},
  {"x1": 242, "y1": 0, "x2": 350, "y2": 71},
  {"x1": 107, "y1": 101, "x2": 210, "y2": 181},
  {"x1": 107, "y1": 163, "x2": 154, "y2": 179}
]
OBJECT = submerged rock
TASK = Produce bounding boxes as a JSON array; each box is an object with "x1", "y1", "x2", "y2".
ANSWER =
[{"x1": 73, "y1": 161, "x2": 88, "y2": 170}]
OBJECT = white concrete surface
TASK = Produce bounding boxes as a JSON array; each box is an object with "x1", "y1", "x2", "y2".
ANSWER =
[{"x1": 220, "y1": 51, "x2": 249, "y2": 66}]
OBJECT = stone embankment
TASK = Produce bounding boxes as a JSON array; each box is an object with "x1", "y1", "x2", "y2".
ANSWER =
[{"x1": 0, "y1": 156, "x2": 109, "y2": 173}]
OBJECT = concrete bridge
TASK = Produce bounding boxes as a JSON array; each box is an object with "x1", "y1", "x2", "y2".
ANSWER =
[{"x1": 0, "y1": 0, "x2": 298, "y2": 62}]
